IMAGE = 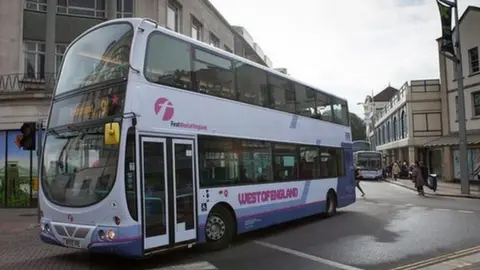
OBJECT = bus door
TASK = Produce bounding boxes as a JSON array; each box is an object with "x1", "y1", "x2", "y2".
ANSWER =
[{"x1": 139, "y1": 136, "x2": 197, "y2": 251}]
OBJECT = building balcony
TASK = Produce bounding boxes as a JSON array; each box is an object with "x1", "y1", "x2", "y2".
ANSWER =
[{"x1": 0, "y1": 73, "x2": 54, "y2": 100}]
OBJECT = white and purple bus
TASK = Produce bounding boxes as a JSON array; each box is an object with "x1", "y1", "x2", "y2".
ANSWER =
[{"x1": 39, "y1": 18, "x2": 356, "y2": 258}]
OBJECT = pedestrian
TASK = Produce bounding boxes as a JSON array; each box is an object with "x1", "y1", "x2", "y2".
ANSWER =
[
  {"x1": 355, "y1": 166, "x2": 366, "y2": 197},
  {"x1": 392, "y1": 162, "x2": 400, "y2": 181},
  {"x1": 411, "y1": 161, "x2": 425, "y2": 196},
  {"x1": 419, "y1": 161, "x2": 436, "y2": 192}
]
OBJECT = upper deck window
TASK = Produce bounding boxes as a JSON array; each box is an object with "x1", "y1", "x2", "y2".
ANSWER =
[
  {"x1": 55, "y1": 23, "x2": 133, "y2": 96},
  {"x1": 142, "y1": 31, "x2": 350, "y2": 127}
]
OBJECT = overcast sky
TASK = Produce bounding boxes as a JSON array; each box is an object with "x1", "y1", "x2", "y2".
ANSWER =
[{"x1": 210, "y1": 0, "x2": 479, "y2": 116}]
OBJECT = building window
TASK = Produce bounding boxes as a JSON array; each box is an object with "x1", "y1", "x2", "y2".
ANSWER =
[
  {"x1": 57, "y1": 0, "x2": 106, "y2": 18},
  {"x1": 468, "y1": 47, "x2": 479, "y2": 74},
  {"x1": 224, "y1": 45, "x2": 232, "y2": 53},
  {"x1": 191, "y1": 17, "x2": 202, "y2": 41},
  {"x1": 472, "y1": 92, "x2": 480, "y2": 117},
  {"x1": 117, "y1": 0, "x2": 133, "y2": 18},
  {"x1": 25, "y1": 0, "x2": 47, "y2": 11},
  {"x1": 209, "y1": 32, "x2": 220, "y2": 48},
  {"x1": 392, "y1": 117, "x2": 397, "y2": 140},
  {"x1": 23, "y1": 40, "x2": 45, "y2": 79},
  {"x1": 167, "y1": 1, "x2": 181, "y2": 32},
  {"x1": 386, "y1": 121, "x2": 391, "y2": 142},
  {"x1": 55, "y1": 44, "x2": 68, "y2": 75}
]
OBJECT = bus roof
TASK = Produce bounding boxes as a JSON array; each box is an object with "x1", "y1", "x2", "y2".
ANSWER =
[
  {"x1": 355, "y1": 151, "x2": 382, "y2": 155},
  {"x1": 79, "y1": 18, "x2": 348, "y2": 104}
]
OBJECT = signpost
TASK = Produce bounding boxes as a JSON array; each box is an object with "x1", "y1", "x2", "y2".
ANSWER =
[{"x1": 436, "y1": 0, "x2": 469, "y2": 194}]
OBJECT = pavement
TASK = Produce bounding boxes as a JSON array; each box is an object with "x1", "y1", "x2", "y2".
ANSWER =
[
  {"x1": 2, "y1": 181, "x2": 480, "y2": 269},
  {"x1": 384, "y1": 177, "x2": 480, "y2": 199}
]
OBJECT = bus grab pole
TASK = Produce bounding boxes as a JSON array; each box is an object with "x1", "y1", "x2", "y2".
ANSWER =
[{"x1": 36, "y1": 119, "x2": 43, "y2": 224}]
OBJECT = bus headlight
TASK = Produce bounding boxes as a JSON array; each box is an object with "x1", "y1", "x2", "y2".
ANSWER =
[
  {"x1": 98, "y1": 230, "x2": 106, "y2": 241},
  {"x1": 42, "y1": 223, "x2": 51, "y2": 233},
  {"x1": 106, "y1": 230, "x2": 116, "y2": 241}
]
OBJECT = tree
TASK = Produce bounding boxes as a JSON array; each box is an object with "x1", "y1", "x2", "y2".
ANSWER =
[{"x1": 350, "y1": 112, "x2": 366, "y2": 141}]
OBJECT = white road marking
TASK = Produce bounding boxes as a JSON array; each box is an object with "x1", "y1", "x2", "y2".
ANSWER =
[
  {"x1": 411, "y1": 206, "x2": 428, "y2": 211},
  {"x1": 152, "y1": 261, "x2": 218, "y2": 270},
  {"x1": 434, "y1": 208, "x2": 451, "y2": 212},
  {"x1": 458, "y1": 210, "x2": 475, "y2": 214},
  {"x1": 377, "y1": 203, "x2": 390, "y2": 206},
  {"x1": 254, "y1": 241, "x2": 364, "y2": 270}
]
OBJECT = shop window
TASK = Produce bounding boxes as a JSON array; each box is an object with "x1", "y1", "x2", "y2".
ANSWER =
[
  {"x1": 0, "y1": 131, "x2": 5, "y2": 206},
  {"x1": 5, "y1": 131, "x2": 32, "y2": 207}
]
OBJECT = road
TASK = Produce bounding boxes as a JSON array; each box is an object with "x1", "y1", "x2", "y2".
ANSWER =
[{"x1": 2, "y1": 181, "x2": 480, "y2": 269}]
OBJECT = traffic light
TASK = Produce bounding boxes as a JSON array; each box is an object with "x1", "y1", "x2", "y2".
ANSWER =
[{"x1": 17, "y1": 122, "x2": 36, "y2": 151}]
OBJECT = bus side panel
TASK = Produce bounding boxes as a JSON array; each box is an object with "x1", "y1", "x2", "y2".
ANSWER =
[
  {"x1": 196, "y1": 179, "x2": 337, "y2": 243},
  {"x1": 337, "y1": 143, "x2": 356, "y2": 208}
]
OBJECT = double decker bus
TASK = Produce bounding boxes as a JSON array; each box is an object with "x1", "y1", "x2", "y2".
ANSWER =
[
  {"x1": 353, "y1": 151, "x2": 383, "y2": 180},
  {"x1": 39, "y1": 18, "x2": 356, "y2": 258},
  {"x1": 352, "y1": 140, "x2": 371, "y2": 152}
]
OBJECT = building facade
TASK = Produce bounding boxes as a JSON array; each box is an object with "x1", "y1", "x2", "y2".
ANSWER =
[
  {"x1": 424, "y1": 6, "x2": 480, "y2": 182},
  {"x1": 0, "y1": 0, "x2": 272, "y2": 207},
  {"x1": 370, "y1": 80, "x2": 442, "y2": 173},
  {"x1": 364, "y1": 86, "x2": 399, "y2": 150}
]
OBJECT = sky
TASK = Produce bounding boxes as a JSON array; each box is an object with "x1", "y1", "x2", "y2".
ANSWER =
[{"x1": 209, "y1": 0, "x2": 479, "y2": 117}]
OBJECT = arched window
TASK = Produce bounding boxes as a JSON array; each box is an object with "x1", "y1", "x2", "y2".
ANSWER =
[
  {"x1": 386, "y1": 121, "x2": 391, "y2": 142},
  {"x1": 400, "y1": 110, "x2": 405, "y2": 138},
  {"x1": 393, "y1": 117, "x2": 397, "y2": 140}
]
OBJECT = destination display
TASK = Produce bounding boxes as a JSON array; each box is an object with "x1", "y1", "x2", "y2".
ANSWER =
[{"x1": 49, "y1": 84, "x2": 126, "y2": 127}]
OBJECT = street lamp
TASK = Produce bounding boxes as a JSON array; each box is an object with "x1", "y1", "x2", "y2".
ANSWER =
[
  {"x1": 357, "y1": 101, "x2": 375, "y2": 149},
  {"x1": 436, "y1": 0, "x2": 469, "y2": 194}
]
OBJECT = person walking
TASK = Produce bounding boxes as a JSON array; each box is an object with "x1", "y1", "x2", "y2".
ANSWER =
[
  {"x1": 354, "y1": 166, "x2": 366, "y2": 197},
  {"x1": 392, "y1": 162, "x2": 400, "y2": 181},
  {"x1": 419, "y1": 161, "x2": 436, "y2": 192},
  {"x1": 411, "y1": 161, "x2": 425, "y2": 196}
]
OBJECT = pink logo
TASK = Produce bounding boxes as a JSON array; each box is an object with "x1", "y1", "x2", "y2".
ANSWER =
[
  {"x1": 67, "y1": 214, "x2": 74, "y2": 222},
  {"x1": 154, "y1": 97, "x2": 174, "y2": 121},
  {"x1": 224, "y1": 190, "x2": 229, "y2": 197}
]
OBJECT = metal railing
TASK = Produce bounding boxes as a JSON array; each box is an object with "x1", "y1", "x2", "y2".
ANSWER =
[{"x1": 0, "y1": 73, "x2": 56, "y2": 92}]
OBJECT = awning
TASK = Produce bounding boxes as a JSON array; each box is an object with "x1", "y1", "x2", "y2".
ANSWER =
[{"x1": 424, "y1": 131, "x2": 480, "y2": 147}]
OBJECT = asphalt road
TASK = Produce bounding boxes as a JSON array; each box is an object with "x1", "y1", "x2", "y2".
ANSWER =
[{"x1": 2, "y1": 181, "x2": 480, "y2": 270}]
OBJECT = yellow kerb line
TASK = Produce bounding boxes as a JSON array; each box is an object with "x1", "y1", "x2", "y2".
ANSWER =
[{"x1": 391, "y1": 245, "x2": 480, "y2": 270}]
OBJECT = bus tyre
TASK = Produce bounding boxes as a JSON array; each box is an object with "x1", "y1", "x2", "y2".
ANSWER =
[
  {"x1": 325, "y1": 192, "x2": 337, "y2": 217},
  {"x1": 204, "y1": 206, "x2": 235, "y2": 251}
]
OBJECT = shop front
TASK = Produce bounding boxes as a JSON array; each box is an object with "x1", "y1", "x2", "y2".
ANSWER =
[
  {"x1": 0, "y1": 129, "x2": 45, "y2": 207},
  {"x1": 452, "y1": 147, "x2": 480, "y2": 182}
]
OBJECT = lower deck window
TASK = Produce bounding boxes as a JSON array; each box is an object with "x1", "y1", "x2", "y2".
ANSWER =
[{"x1": 198, "y1": 136, "x2": 347, "y2": 187}]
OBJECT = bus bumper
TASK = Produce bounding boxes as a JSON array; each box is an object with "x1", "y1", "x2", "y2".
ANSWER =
[{"x1": 39, "y1": 219, "x2": 143, "y2": 258}]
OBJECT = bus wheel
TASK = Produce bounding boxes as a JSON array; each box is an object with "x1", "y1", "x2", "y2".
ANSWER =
[
  {"x1": 204, "y1": 206, "x2": 235, "y2": 250},
  {"x1": 325, "y1": 192, "x2": 337, "y2": 217}
]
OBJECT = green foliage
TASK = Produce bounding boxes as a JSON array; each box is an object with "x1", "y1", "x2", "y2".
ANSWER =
[
  {"x1": 349, "y1": 112, "x2": 366, "y2": 141},
  {"x1": 0, "y1": 185, "x2": 31, "y2": 207}
]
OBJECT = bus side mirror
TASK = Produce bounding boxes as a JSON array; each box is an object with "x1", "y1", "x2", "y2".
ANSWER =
[{"x1": 104, "y1": 122, "x2": 120, "y2": 145}]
